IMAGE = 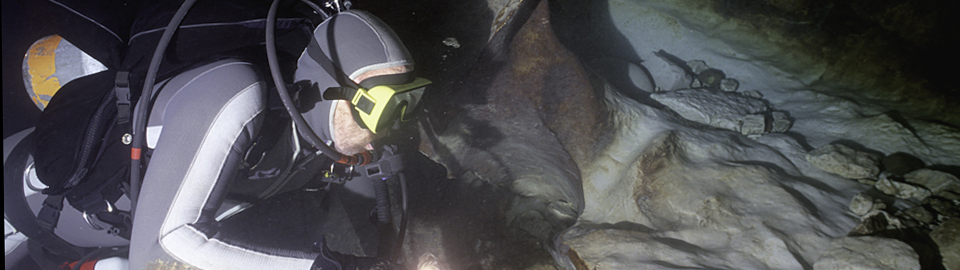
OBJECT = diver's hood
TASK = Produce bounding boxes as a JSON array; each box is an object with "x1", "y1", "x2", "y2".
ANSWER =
[{"x1": 295, "y1": 10, "x2": 414, "y2": 142}]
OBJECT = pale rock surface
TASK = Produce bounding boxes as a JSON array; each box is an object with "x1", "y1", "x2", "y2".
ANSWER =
[
  {"x1": 931, "y1": 218, "x2": 960, "y2": 270},
  {"x1": 902, "y1": 206, "x2": 934, "y2": 224},
  {"x1": 648, "y1": 52, "x2": 693, "y2": 92},
  {"x1": 769, "y1": 111, "x2": 791, "y2": 133},
  {"x1": 904, "y1": 169, "x2": 960, "y2": 200},
  {"x1": 740, "y1": 114, "x2": 765, "y2": 135},
  {"x1": 813, "y1": 236, "x2": 920, "y2": 270},
  {"x1": 687, "y1": 60, "x2": 709, "y2": 74},
  {"x1": 806, "y1": 143, "x2": 882, "y2": 179},
  {"x1": 650, "y1": 88, "x2": 769, "y2": 133},
  {"x1": 564, "y1": 83, "x2": 860, "y2": 269},
  {"x1": 848, "y1": 193, "x2": 875, "y2": 216},
  {"x1": 719, "y1": 78, "x2": 739, "y2": 92},
  {"x1": 782, "y1": 94, "x2": 960, "y2": 167},
  {"x1": 742, "y1": 90, "x2": 763, "y2": 98},
  {"x1": 551, "y1": 0, "x2": 960, "y2": 268},
  {"x1": 876, "y1": 175, "x2": 932, "y2": 200},
  {"x1": 850, "y1": 210, "x2": 903, "y2": 235}
]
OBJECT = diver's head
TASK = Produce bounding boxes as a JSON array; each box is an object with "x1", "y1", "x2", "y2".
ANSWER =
[{"x1": 295, "y1": 10, "x2": 424, "y2": 155}]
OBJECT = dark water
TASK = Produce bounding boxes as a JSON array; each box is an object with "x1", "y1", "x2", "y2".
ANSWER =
[{"x1": 4, "y1": 0, "x2": 958, "y2": 136}]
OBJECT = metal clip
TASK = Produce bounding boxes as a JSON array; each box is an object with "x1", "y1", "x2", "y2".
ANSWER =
[
  {"x1": 81, "y1": 200, "x2": 115, "y2": 231},
  {"x1": 325, "y1": 0, "x2": 352, "y2": 12}
]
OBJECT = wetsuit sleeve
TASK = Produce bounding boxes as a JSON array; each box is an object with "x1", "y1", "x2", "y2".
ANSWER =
[{"x1": 128, "y1": 59, "x2": 317, "y2": 269}]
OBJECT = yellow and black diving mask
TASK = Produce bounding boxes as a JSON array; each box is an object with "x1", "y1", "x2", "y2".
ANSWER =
[{"x1": 324, "y1": 73, "x2": 431, "y2": 134}]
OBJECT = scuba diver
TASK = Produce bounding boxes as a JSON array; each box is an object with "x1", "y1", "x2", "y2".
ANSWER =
[{"x1": 5, "y1": 0, "x2": 426, "y2": 269}]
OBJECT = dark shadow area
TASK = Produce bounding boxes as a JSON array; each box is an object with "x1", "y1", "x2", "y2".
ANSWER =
[
  {"x1": 712, "y1": 0, "x2": 960, "y2": 127},
  {"x1": 928, "y1": 165, "x2": 960, "y2": 180},
  {"x1": 360, "y1": 0, "x2": 503, "y2": 133},
  {"x1": 576, "y1": 221, "x2": 655, "y2": 234},
  {"x1": 367, "y1": 0, "x2": 561, "y2": 268},
  {"x1": 881, "y1": 152, "x2": 926, "y2": 176},
  {"x1": 218, "y1": 189, "x2": 327, "y2": 253},
  {"x1": 830, "y1": 139, "x2": 886, "y2": 159},
  {"x1": 549, "y1": 0, "x2": 655, "y2": 104},
  {"x1": 2, "y1": 0, "x2": 44, "y2": 138},
  {"x1": 872, "y1": 228, "x2": 946, "y2": 270},
  {"x1": 782, "y1": 131, "x2": 814, "y2": 152}
]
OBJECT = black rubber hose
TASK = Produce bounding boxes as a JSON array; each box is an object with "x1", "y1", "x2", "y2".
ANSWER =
[
  {"x1": 299, "y1": 0, "x2": 329, "y2": 20},
  {"x1": 372, "y1": 177, "x2": 391, "y2": 224},
  {"x1": 267, "y1": 0, "x2": 372, "y2": 166},
  {"x1": 395, "y1": 173, "x2": 409, "y2": 259},
  {"x1": 130, "y1": 0, "x2": 198, "y2": 215}
]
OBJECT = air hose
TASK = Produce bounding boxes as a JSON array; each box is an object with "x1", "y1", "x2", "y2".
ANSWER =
[
  {"x1": 130, "y1": 0, "x2": 199, "y2": 214},
  {"x1": 372, "y1": 177, "x2": 390, "y2": 223}
]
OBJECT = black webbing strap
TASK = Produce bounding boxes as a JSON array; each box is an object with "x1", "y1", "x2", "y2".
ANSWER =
[
  {"x1": 4, "y1": 134, "x2": 88, "y2": 261},
  {"x1": 37, "y1": 195, "x2": 65, "y2": 231},
  {"x1": 115, "y1": 71, "x2": 131, "y2": 125}
]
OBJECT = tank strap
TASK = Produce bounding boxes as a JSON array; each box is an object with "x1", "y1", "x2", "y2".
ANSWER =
[{"x1": 115, "y1": 71, "x2": 131, "y2": 125}]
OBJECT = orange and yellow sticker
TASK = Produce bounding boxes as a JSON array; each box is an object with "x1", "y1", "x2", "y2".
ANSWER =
[{"x1": 26, "y1": 35, "x2": 63, "y2": 110}]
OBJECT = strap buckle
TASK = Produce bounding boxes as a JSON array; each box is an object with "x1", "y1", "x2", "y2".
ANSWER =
[
  {"x1": 115, "y1": 71, "x2": 131, "y2": 124},
  {"x1": 81, "y1": 200, "x2": 132, "y2": 238}
]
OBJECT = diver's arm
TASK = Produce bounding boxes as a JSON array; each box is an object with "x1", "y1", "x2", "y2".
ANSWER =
[{"x1": 128, "y1": 59, "x2": 317, "y2": 269}]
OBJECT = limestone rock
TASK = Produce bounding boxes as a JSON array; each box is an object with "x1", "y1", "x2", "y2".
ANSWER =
[
  {"x1": 442, "y1": 37, "x2": 460, "y2": 48},
  {"x1": 742, "y1": 90, "x2": 763, "y2": 98},
  {"x1": 769, "y1": 111, "x2": 792, "y2": 133},
  {"x1": 851, "y1": 210, "x2": 902, "y2": 235},
  {"x1": 904, "y1": 169, "x2": 960, "y2": 200},
  {"x1": 881, "y1": 152, "x2": 925, "y2": 176},
  {"x1": 741, "y1": 114, "x2": 766, "y2": 135},
  {"x1": 813, "y1": 236, "x2": 920, "y2": 270},
  {"x1": 857, "y1": 178, "x2": 878, "y2": 186},
  {"x1": 690, "y1": 78, "x2": 702, "y2": 88},
  {"x1": 931, "y1": 218, "x2": 960, "y2": 270},
  {"x1": 650, "y1": 88, "x2": 769, "y2": 133},
  {"x1": 686, "y1": 60, "x2": 709, "y2": 74},
  {"x1": 719, "y1": 78, "x2": 739, "y2": 92},
  {"x1": 849, "y1": 193, "x2": 875, "y2": 216},
  {"x1": 649, "y1": 52, "x2": 693, "y2": 91},
  {"x1": 696, "y1": 68, "x2": 725, "y2": 88},
  {"x1": 902, "y1": 206, "x2": 935, "y2": 224},
  {"x1": 925, "y1": 197, "x2": 960, "y2": 219},
  {"x1": 876, "y1": 175, "x2": 932, "y2": 201},
  {"x1": 806, "y1": 143, "x2": 882, "y2": 179}
]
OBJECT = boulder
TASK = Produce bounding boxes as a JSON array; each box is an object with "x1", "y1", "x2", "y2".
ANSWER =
[
  {"x1": 849, "y1": 193, "x2": 877, "y2": 216},
  {"x1": 850, "y1": 210, "x2": 902, "y2": 235},
  {"x1": 806, "y1": 143, "x2": 882, "y2": 179},
  {"x1": 901, "y1": 206, "x2": 934, "y2": 224},
  {"x1": 931, "y1": 218, "x2": 960, "y2": 270},
  {"x1": 876, "y1": 175, "x2": 932, "y2": 201},
  {"x1": 719, "y1": 78, "x2": 739, "y2": 92},
  {"x1": 650, "y1": 88, "x2": 769, "y2": 133},
  {"x1": 813, "y1": 236, "x2": 920, "y2": 270},
  {"x1": 925, "y1": 197, "x2": 960, "y2": 219},
  {"x1": 741, "y1": 114, "x2": 766, "y2": 135},
  {"x1": 769, "y1": 111, "x2": 792, "y2": 133},
  {"x1": 904, "y1": 169, "x2": 960, "y2": 200},
  {"x1": 686, "y1": 60, "x2": 709, "y2": 74}
]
